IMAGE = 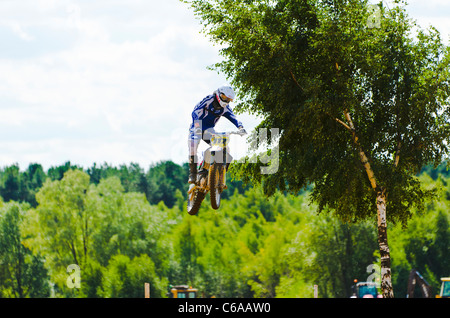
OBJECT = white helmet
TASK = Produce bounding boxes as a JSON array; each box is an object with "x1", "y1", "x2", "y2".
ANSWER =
[{"x1": 215, "y1": 85, "x2": 236, "y2": 108}]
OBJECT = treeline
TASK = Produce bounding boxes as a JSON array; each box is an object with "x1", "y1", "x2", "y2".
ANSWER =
[
  {"x1": 0, "y1": 161, "x2": 249, "y2": 208},
  {"x1": 0, "y1": 162, "x2": 448, "y2": 298}
]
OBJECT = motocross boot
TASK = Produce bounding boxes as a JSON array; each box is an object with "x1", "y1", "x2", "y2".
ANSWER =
[{"x1": 188, "y1": 155, "x2": 198, "y2": 184}]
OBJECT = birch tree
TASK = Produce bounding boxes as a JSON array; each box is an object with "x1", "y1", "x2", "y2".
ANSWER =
[{"x1": 184, "y1": 0, "x2": 450, "y2": 297}]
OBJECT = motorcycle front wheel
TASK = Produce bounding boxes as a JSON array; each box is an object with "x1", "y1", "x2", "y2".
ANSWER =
[{"x1": 209, "y1": 163, "x2": 225, "y2": 210}]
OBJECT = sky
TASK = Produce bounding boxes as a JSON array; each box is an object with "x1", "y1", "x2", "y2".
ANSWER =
[{"x1": 0, "y1": 0, "x2": 449, "y2": 171}]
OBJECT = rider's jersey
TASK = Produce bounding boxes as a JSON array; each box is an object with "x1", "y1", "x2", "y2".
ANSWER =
[{"x1": 190, "y1": 94, "x2": 243, "y2": 132}]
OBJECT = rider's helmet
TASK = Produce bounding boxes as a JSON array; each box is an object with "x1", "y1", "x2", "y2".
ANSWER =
[{"x1": 215, "y1": 86, "x2": 236, "y2": 108}]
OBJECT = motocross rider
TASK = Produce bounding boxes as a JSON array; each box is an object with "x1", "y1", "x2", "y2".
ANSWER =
[{"x1": 188, "y1": 85, "x2": 246, "y2": 184}]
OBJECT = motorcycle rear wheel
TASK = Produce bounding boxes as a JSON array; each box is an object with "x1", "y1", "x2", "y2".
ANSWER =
[{"x1": 187, "y1": 184, "x2": 205, "y2": 215}]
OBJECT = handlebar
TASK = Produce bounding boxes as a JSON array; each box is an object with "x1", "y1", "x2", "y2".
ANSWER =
[{"x1": 212, "y1": 131, "x2": 247, "y2": 137}]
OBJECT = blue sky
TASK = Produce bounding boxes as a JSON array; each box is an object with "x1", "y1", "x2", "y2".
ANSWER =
[{"x1": 0, "y1": 0, "x2": 448, "y2": 171}]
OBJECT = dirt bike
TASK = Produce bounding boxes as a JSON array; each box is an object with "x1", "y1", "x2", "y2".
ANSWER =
[{"x1": 187, "y1": 130, "x2": 245, "y2": 215}]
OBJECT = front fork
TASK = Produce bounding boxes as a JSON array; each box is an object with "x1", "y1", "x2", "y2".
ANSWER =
[
  {"x1": 211, "y1": 148, "x2": 228, "y2": 190},
  {"x1": 197, "y1": 147, "x2": 230, "y2": 189}
]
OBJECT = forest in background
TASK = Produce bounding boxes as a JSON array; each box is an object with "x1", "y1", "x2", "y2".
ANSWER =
[{"x1": 0, "y1": 160, "x2": 448, "y2": 298}]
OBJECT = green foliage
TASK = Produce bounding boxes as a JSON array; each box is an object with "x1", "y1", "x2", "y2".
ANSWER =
[
  {"x1": 20, "y1": 169, "x2": 171, "y2": 297},
  {"x1": 0, "y1": 164, "x2": 47, "y2": 206},
  {"x1": 0, "y1": 160, "x2": 448, "y2": 298},
  {"x1": 0, "y1": 161, "x2": 248, "y2": 209},
  {"x1": 0, "y1": 201, "x2": 50, "y2": 297},
  {"x1": 98, "y1": 254, "x2": 168, "y2": 298},
  {"x1": 390, "y1": 173, "x2": 450, "y2": 296},
  {"x1": 305, "y1": 214, "x2": 378, "y2": 297}
]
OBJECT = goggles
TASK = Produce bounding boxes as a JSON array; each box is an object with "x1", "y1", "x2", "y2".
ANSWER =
[{"x1": 219, "y1": 93, "x2": 233, "y2": 103}]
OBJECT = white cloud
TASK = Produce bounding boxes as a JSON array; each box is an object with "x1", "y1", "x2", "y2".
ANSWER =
[
  {"x1": 378, "y1": 0, "x2": 450, "y2": 43},
  {"x1": 8, "y1": 22, "x2": 34, "y2": 41}
]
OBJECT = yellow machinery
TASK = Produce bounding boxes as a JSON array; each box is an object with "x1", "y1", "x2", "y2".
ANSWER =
[{"x1": 169, "y1": 285, "x2": 198, "y2": 298}]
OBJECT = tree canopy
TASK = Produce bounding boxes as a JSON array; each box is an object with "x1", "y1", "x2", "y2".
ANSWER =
[{"x1": 186, "y1": 0, "x2": 450, "y2": 223}]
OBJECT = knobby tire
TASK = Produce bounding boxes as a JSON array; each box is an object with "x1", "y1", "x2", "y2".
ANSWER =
[
  {"x1": 209, "y1": 163, "x2": 224, "y2": 210},
  {"x1": 187, "y1": 186, "x2": 205, "y2": 215}
]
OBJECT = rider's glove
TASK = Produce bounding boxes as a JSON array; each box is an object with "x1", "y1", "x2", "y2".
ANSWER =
[{"x1": 238, "y1": 127, "x2": 247, "y2": 136}]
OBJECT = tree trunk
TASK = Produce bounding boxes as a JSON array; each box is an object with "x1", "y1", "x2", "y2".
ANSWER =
[
  {"x1": 376, "y1": 187, "x2": 394, "y2": 298},
  {"x1": 342, "y1": 110, "x2": 395, "y2": 298}
]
